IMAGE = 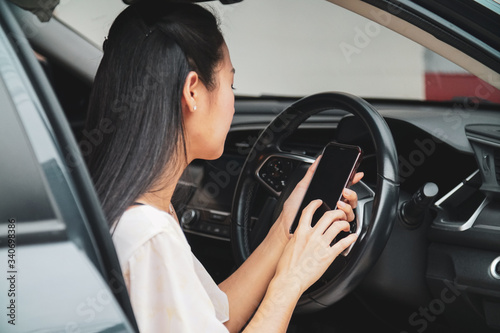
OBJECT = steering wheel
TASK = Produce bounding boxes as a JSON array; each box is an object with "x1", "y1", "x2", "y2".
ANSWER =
[{"x1": 231, "y1": 92, "x2": 399, "y2": 312}]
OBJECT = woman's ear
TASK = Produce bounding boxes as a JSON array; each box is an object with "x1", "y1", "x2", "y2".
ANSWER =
[{"x1": 182, "y1": 71, "x2": 200, "y2": 114}]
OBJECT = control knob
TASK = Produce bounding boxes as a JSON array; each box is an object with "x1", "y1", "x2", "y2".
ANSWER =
[{"x1": 181, "y1": 209, "x2": 199, "y2": 228}]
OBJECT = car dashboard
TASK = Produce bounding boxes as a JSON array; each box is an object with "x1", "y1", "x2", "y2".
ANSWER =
[
  {"x1": 175, "y1": 97, "x2": 500, "y2": 332},
  {"x1": 176, "y1": 98, "x2": 496, "y2": 240}
]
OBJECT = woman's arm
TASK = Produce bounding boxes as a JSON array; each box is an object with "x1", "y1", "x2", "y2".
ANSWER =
[
  {"x1": 218, "y1": 213, "x2": 288, "y2": 332},
  {"x1": 219, "y1": 160, "x2": 320, "y2": 332},
  {"x1": 219, "y1": 158, "x2": 362, "y2": 332},
  {"x1": 240, "y1": 277, "x2": 301, "y2": 332},
  {"x1": 243, "y1": 201, "x2": 357, "y2": 333}
]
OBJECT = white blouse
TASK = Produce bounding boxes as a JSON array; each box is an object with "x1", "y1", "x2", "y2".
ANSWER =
[{"x1": 112, "y1": 205, "x2": 230, "y2": 332}]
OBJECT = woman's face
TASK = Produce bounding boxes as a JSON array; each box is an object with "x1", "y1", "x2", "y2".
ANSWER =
[{"x1": 186, "y1": 44, "x2": 235, "y2": 161}]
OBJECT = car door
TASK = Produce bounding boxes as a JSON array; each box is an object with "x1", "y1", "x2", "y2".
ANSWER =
[{"x1": 0, "y1": 1, "x2": 138, "y2": 332}]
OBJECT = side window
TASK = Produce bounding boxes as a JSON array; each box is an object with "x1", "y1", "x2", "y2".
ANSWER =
[
  {"x1": 424, "y1": 49, "x2": 500, "y2": 103},
  {"x1": 0, "y1": 17, "x2": 63, "y2": 242}
]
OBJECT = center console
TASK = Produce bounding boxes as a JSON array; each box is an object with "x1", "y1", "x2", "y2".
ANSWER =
[{"x1": 174, "y1": 154, "x2": 246, "y2": 241}]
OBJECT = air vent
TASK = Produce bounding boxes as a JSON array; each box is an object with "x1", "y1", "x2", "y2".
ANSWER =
[
  {"x1": 281, "y1": 128, "x2": 336, "y2": 156},
  {"x1": 495, "y1": 149, "x2": 500, "y2": 184},
  {"x1": 224, "y1": 129, "x2": 262, "y2": 155}
]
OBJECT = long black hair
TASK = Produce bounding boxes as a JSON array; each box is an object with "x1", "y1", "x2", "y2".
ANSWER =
[{"x1": 84, "y1": 1, "x2": 225, "y2": 227}]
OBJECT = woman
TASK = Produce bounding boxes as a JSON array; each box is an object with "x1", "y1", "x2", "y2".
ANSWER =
[{"x1": 85, "y1": 1, "x2": 361, "y2": 332}]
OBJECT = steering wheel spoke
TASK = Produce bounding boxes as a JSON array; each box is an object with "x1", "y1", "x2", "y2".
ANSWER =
[
  {"x1": 255, "y1": 153, "x2": 315, "y2": 197},
  {"x1": 342, "y1": 180, "x2": 375, "y2": 256}
]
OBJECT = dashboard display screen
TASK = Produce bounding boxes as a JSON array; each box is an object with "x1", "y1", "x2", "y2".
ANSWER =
[{"x1": 188, "y1": 155, "x2": 245, "y2": 213}]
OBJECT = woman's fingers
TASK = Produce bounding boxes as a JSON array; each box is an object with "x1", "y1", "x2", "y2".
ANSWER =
[
  {"x1": 330, "y1": 233, "x2": 358, "y2": 257},
  {"x1": 296, "y1": 199, "x2": 323, "y2": 232},
  {"x1": 336, "y1": 200, "x2": 354, "y2": 222},
  {"x1": 280, "y1": 156, "x2": 322, "y2": 236},
  {"x1": 277, "y1": 200, "x2": 358, "y2": 294},
  {"x1": 342, "y1": 172, "x2": 363, "y2": 211},
  {"x1": 314, "y1": 209, "x2": 347, "y2": 235},
  {"x1": 322, "y1": 220, "x2": 350, "y2": 242},
  {"x1": 295, "y1": 156, "x2": 321, "y2": 191},
  {"x1": 314, "y1": 210, "x2": 355, "y2": 253},
  {"x1": 352, "y1": 172, "x2": 364, "y2": 185},
  {"x1": 342, "y1": 187, "x2": 358, "y2": 209}
]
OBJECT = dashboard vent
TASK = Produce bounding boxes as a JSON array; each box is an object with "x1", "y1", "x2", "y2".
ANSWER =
[
  {"x1": 224, "y1": 129, "x2": 262, "y2": 155},
  {"x1": 495, "y1": 149, "x2": 500, "y2": 184}
]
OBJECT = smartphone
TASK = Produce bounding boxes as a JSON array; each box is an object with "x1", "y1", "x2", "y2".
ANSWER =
[{"x1": 289, "y1": 142, "x2": 362, "y2": 235}]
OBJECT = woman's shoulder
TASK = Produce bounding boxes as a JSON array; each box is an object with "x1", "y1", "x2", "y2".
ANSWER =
[{"x1": 112, "y1": 205, "x2": 187, "y2": 262}]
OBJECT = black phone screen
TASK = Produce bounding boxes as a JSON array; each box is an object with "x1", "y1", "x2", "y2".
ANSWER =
[{"x1": 289, "y1": 143, "x2": 362, "y2": 233}]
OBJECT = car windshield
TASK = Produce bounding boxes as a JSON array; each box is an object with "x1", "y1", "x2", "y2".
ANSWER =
[
  {"x1": 474, "y1": 0, "x2": 500, "y2": 14},
  {"x1": 53, "y1": 0, "x2": 500, "y2": 104}
]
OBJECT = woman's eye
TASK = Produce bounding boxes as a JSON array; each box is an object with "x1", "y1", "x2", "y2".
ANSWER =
[{"x1": 231, "y1": 84, "x2": 236, "y2": 91}]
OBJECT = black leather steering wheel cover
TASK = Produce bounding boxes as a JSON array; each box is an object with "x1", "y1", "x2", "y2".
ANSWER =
[{"x1": 231, "y1": 92, "x2": 399, "y2": 311}]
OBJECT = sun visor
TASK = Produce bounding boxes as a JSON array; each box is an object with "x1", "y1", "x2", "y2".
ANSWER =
[
  {"x1": 8, "y1": 0, "x2": 242, "y2": 22},
  {"x1": 7, "y1": 0, "x2": 59, "y2": 22},
  {"x1": 123, "y1": 0, "x2": 243, "y2": 4}
]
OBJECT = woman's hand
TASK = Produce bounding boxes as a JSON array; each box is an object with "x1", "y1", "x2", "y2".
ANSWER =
[
  {"x1": 270, "y1": 156, "x2": 364, "y2": 248},
  {"x1": 238, "y1": 159, "x2": 362, "y2": 333},
  {"x1": 272, "y1": 199, "x2": 358, "y2": 295},
  {"x1": 242, "y1": 200, "x2": 358, "y2": 333}
]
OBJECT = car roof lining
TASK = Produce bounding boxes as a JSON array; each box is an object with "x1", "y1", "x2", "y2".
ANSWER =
[
  {"x1": 7, "y1": 0, "x2": 242, "y2": 22},
  {"x1": 329, "y1": 0, "x2": 500, "y2": 90}
]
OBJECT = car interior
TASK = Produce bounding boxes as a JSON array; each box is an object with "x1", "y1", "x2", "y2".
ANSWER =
[{"x1": 1, "y1": 0, "x2": 500, "y2": 332}]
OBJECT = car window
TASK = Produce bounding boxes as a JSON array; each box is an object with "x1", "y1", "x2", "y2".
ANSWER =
[
  {"x1": 0, "y1": 4, "x2": 137, "y2": 330},
  {"x1": 53, "y1": 0, "x2": 500, "y2": 103}
]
